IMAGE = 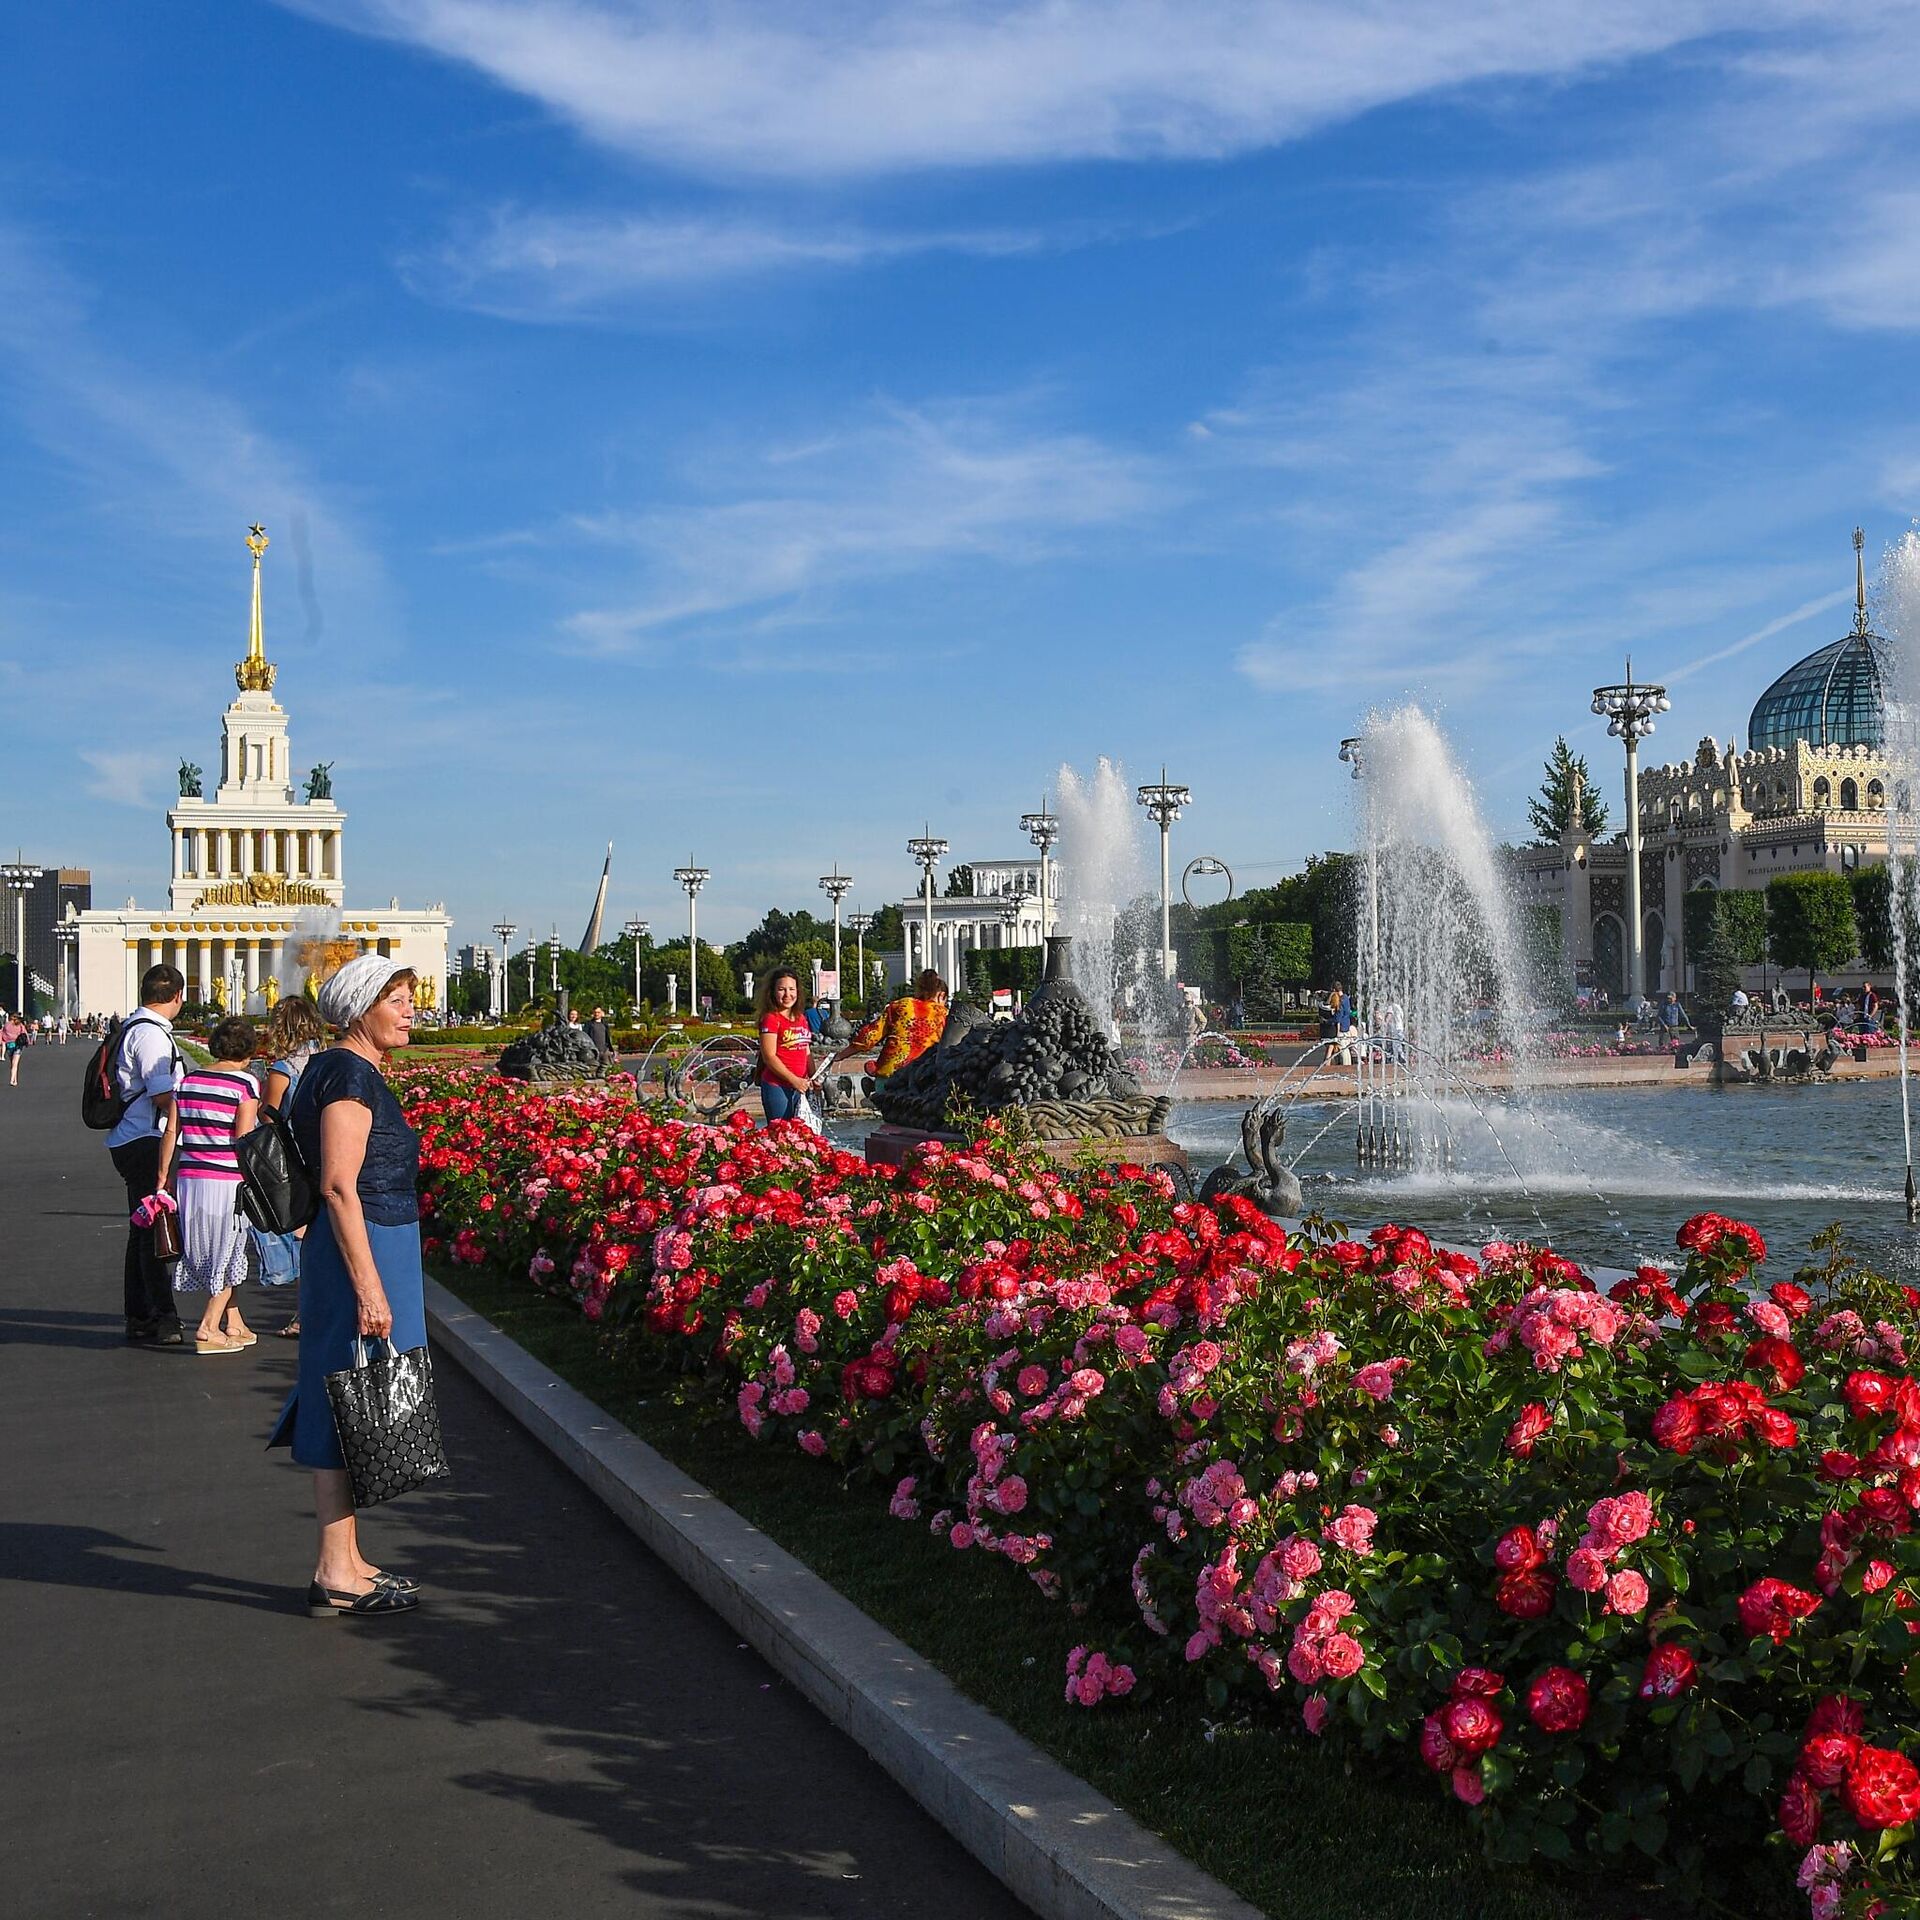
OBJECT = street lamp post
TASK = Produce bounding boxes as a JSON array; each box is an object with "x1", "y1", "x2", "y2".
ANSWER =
[
  {"x1": 622, "y1": 917, "x2": 650, "y2": 1013},
  {"x1": 1020, "y1": 800, "x2": 1059, "y2": 947},
  {"x1": 54, "y1": 915, "x2": 77, "y2": 1025},
  {"x1": 2, "y1": 856, "x2": 43, "y2": 1020},
  {"x1": 847, "y1": 911, "x2": 874, "y2": 1007},
  {"x1": 819, "y1": 868, "x2": 852, "y2": 992},
  {"x1": 1135, "y1": 768, "x2": 1191, "y2": 979},
  {"x1": 1591, "y1": 662, "x2": 1670, "y2": 1003},
  {"x1": 673, "y1": 862, "x2": 709, "y2": 1021},
  {"x1": 907, "y1": 830, "x2": 947, "y2": 980},
  {"x1": 492, "y1": 920, "x2": 517, "y2": 1020}
]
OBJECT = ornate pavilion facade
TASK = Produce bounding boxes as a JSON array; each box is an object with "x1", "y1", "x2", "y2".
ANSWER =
[
  {"x1": 73, "y1": 528, "x2": 449, "y2": 1016},
  {"x1": 1514, "y1": 531, "x2": 1896, "y2": 998}
]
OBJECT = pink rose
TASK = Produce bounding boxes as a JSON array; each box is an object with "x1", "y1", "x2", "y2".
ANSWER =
[
  {"x1": 1278, "y1": 1537, "x2": 1323, "y2": 1582},
  {"x1": 1451, "y1": 1764, "x2": 1486, "y2": 1805},
  {"x1": 1302, "y1": 1693, "x2": 1330, "y2": 1734},
  {"x1": 1566, "y1": 1547, "x2": 1609, "y2": 1592},
  {"x1": 1604, "y1": 1568, "x2": 1650, "y2": 1616},
  {"x1": 949, "y1": 1523, "x2": 975, "y2": 1551},
  {"x1": 797, "y1": 1430, "x2": 826, "y2": 1457},
  {"x1": 833, "y1": 1289, "x2": 860, "y2": 1319},
  {"x1": 995, "y1": 1475, "x2": 1029, "y2": 1515},
  {"x1": 1320, "y1": 1633, "x2": 1365, "y2": 1680}
]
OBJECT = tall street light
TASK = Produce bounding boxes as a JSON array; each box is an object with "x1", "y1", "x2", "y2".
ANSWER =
[
  {"x1": 818, "y1": 868, "x2": 852, "y2": 993},
  {"x1": 2, "y1": 856, "x2": 43, "y2": 1019},
  {"x1": 1591, "y1": 661, "x2": 1670, "y2": 1003},
  {"x1": 847, "y1": 910, "x2": 874, "y2": 1007},
  {"x1": 1020, "y1": 799, "x2": 1059, "y2": 946},
  {"x1": 54, "y1": 914, "x2": 77, "y2": 1025},
  {"x1": 549, "y1": 923, "x2": 561, "y2": 995},
  {"x1": 1135, "y1": 768, "x2": 1191, "y2": 979},
  {"x1": 674, "y1": 861, "x2": 709, "y2": 1020},
  {"x1": 492, "y1": 919, "x2": 517, "y2": 1020},
  {"x1": 622, "y1": 917, "x2": 650, "y2": 1012},
  {"x1": 907, "y1": 830, "x2": 947, "y2": 979}
]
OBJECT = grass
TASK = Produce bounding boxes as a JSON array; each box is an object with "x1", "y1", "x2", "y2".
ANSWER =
[{"x1": 430, "y1": 1258, "x2": 1687, "y2": 1920}]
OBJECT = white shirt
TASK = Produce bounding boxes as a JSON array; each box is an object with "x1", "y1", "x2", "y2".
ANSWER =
[
  {"x1": 105, "y1": 1011, "x2": 184, "y2": 1148},
  {"x1": 1730, "y1": 990, "x2": 1749, "y2": 1010}
]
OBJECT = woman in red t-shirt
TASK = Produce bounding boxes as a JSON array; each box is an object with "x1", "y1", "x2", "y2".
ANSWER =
[{"x1": 755, "y1": 967, "x2": 813, "y2": 1122}]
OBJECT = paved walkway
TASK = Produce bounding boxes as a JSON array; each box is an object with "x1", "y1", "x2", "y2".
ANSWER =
[{"x1": 0, "y1": 1051, "x2": 1024, "y2": 1920}]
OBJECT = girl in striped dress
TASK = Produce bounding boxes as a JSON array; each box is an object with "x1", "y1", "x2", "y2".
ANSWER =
[{"x1": 159, "y1": 1016, "x2": 261, "y2": 1356}]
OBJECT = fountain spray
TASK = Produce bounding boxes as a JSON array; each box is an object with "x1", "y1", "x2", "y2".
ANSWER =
[{"x1": 1881, "y1": 529, "x2": 1920, "y2": 1224}]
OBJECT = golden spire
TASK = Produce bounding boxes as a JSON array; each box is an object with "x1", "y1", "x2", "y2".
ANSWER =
[
  {"x1": 235, "y1": 522, "x2": 276, "y2": 692},
  {"x1": 1854, "y1": 525, "x2": 1871, "y2": 637}
]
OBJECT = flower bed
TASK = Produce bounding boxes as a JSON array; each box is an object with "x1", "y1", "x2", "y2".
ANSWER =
[{"x1": 405, "y1": 1060, "x2": 1920, "y2": 1917}]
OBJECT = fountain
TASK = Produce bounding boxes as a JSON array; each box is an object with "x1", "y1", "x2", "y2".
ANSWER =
[
  {"x1": 1879, "y1": 529, "x2": 1920, "y2": 1220},
  {"x1": 1054, "y1": 758, "x2": 1154, "y2": 1035},
  {"x1": 275, "y1": 906, "x2": 359, "y2": 1007}
]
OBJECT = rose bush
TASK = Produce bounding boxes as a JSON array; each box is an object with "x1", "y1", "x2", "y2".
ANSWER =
[{"x1": 403, "y1": 1061, "x2": 1920, "y2": 1917}]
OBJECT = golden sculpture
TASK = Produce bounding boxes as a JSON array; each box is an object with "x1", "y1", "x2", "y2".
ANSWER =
[
  {"x1": 211, "y1": 977, "x2": 227, "y2": 1010},
  {"x1": 262, "y1": 974, "x2": 280, "y2": 1011},
  {"x1": 192, "y1": 875, "x2": 330, "y2": 909},
  {"x1": 235, "y1": 523, "x2": 277, "y2": 693},
  {"x1": 414, "y1": 973, "x2": 437, "y2": 1011}
]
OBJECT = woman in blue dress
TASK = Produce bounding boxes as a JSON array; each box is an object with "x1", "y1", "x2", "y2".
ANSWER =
[{"x1": 270, "y1": 954, "x2": 427, "y2": 1617}]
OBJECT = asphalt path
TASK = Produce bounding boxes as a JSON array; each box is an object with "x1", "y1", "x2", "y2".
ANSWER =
[{"x1": 0, "y1": 1046, "x2": 1025, "y2": 1919}]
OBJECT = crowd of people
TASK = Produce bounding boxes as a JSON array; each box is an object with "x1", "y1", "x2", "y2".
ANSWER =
[{"x1": 104, "y1": 958, "x2": 428, "y2": 1617}]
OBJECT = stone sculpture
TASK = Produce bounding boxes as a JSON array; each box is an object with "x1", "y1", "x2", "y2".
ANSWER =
[
  {"x1": 305, "y1": 761, "x2": 334, "y2": 801},
  {"x1": 1198, "y1": 1105, "x2": 1305, "y2": 1218},
  {"x1": 178, "y1": 760, "x2": 203, "y2": 798},
  {"x1": 870, "y1": 935, "x2": 1165, "y2": 1136},
  {"x1": 498, "y1": 1012, "x2": 605, "y2": 1082}
]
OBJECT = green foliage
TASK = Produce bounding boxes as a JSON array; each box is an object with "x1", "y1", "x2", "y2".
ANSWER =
[
  {"x1": 1527, "y1": 735, "x2": 1609, "y2": 841},
  {"x1": 865, "y1": 903, "x2": 904, "y2": 956},
  {"x1": 944, "y1": 863, "x2": 975, "y2": 897},
  {"x1": 1188, "y1": 854, "x2": 1357, "y2": 989},
  {"x1": 1764, "y1": 870, "x2": 1859, "y2": 988},
  {"x1": 1681, "y1": 889, "x2": 1768, "y2": 972},
  {"x1": 1690, "y1": 912, "x2": 1744, "y2": 1018},
  {"x1": 961, "y1": 947, "x2": 1044, "y2": 1005}
]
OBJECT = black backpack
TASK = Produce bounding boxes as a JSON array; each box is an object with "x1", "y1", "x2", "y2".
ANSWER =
[
  {"x1": 80, "y1": 1014, "x2": 180, "y2": 1132},
  {"x1": 235, "y1": 1102, "x2": 319, "y2": 1234}
]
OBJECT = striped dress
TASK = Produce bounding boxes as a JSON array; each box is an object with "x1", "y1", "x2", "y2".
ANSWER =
[{"x1": 173, "y1": 1066, "x2": 258, "y2": 1294}]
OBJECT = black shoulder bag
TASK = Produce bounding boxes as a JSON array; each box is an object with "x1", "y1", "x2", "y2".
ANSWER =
[{"x1": 235, "y1": 1101, "x2": 319, "y2": 1234}]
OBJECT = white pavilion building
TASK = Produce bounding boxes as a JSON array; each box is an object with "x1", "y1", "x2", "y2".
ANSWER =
[{"x1": 73, "y1": 526, "x2": 449, "y2": 1017}]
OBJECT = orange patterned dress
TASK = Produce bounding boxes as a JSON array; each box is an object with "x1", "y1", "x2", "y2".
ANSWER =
[{"x1": 849, "y1": 996, "x2": 948, "y2": 1078}]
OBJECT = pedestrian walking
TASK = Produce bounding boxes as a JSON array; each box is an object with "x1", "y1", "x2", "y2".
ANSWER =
[
  {"x1": 161, "y1": 1016, "x2": 260, "y2": 1355},
  {"x1": 270, "y1": 955, "x2": 426, "y2": 1616},
  {"x1": 106, "y1": 965, "x2": 187, "y2": 1345},
  {"x1": 584, "y1": 1005, "x2": 613, "y2": 1069},
  {"x1": 3, "y1": 1010, "x2": 26, "y2": 1086}
]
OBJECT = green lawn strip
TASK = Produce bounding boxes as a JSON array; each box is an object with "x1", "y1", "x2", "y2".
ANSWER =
[{"x1": 431, "y1": 1259, "x2": 1691, "y2": 1920}]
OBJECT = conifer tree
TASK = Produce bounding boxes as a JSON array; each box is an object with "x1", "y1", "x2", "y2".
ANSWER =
[{"x1": 1528, "y1": 737, "x2": 1609, "y2": 841}]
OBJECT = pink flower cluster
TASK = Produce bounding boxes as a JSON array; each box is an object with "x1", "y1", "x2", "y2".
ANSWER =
[{"x1": 1064, "y1": 1644, "x2": 1136, "y2": 1707}]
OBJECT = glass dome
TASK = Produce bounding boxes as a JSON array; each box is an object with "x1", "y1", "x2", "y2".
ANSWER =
[{"x1": 1747, "y1": 629, "x2": 1889, "y2": 756}]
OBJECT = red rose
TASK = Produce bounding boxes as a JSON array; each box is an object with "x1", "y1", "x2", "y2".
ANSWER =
[
  {"x1": 1505, "y1": 1402, "x2": 1552, "y2": 1459},
  {"x1": 1744, "y1": 1336, "x2": 1805, "y2": 1391},
  {"x1": 1802, "y1": 1733, "x2": 1861, "y2": 1789},
  {"x1": 1525, "y1": 1666, "x2": 1590, "y2": 1734},
  {"x1": 1494, "y1": 1565, "x2": 1558, "y2": 1620},
  {"x1": 1691, "y1": 1301, "x2": 1738, "y2": 1337},
  {"x1": 1844, "y1": 1745, "x2": 1920, "y2": 1831},
  {"x1": 1651, "y1": 1396, "x2": 1701, "y2": 1454},
  {"x1": 1677, "y1": 1212, "x2": 1725, "y2": 1253},
  {"x1": 1638, "y1": 1643, "x2": 1698, "y2": 1700},
  {"x1": 1770, "y1": 1281, "x2": 1812, "y2": 1318},
  {"x1": 1450, "y1": 1667, "x2": 1505, "y2": 1700},
  {"x1": 1820, "y1": 1451, "x2": 1864, "y2": 1483},
  {"x1": 1438, "y1": 1697, "x2": 1504, "y2": 1757},
  {"x1": 1419, "y1": 1713, "x2": 1458, "y2": 1773},
  {"x1": 1894, "y1": 1379, "x2": 1920, "y2": 1429},
  {"x1": 1493, "y1": 1525, "x2": 1544, "y2": 1572},
  {"x1": 1845, "y1": 1372, "x2": 1900, "y2": 1421},
  {"x1": 1778, "y1": 1771, "x2": 1822, "y2": 1848},
  {"x1": 1737, "y1": 1576, "x2": 1822, "y2": 1644},
  {"x1": 1858, "y1": 1486, "x2": 1910, "y2": 1532},
  {"x1": 1753, "y1": 1407, "x2": 1799, "y2": 1450},
  {"x1": 1806, "y1": 1695, "x2": 1866, "y2": 1741}
]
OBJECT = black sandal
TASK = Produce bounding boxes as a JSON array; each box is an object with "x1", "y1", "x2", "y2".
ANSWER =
[
  {"x1": 307, "y1": 1580, "x2": 419, "y2": 1617},
  {"x1": 370, "y1": 1570, "x2": 420, "y2": 1594}
]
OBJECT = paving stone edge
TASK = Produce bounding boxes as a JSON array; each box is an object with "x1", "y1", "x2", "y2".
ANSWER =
[{"x1": 423, "y1": 1276, "x2": 1263, "y2": 1920}]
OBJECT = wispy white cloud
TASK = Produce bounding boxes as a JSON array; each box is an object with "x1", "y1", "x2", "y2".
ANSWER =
[
  {"x1": 284, "y1": 0, "x2": 1835, "y2": 180},
  {"x1": 80, "y1": 749, "x2": 173, "y2": 810},
  {"x1": 555, "y1": 396, "x2": 1165, "y2": 649},
  {"x1": 401, "y1": 205, "x2": 1047, "y2": 317}
]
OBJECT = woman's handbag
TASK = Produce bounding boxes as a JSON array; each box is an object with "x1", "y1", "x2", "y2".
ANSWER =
[
  {"x1": 235, "y1": 1103, "x2": 318, "y2": 1235},
  {"x1": 323, "y1": 1338, "x2": 451, "y2": 1509},
  {"x1": 150, "y1": 1198, "x2": 181, "y2": 1264}
]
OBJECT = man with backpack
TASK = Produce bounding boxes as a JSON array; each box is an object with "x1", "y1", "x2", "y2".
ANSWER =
[{"x1": 102, "y1": 964, "x2": 188, "y2": 1345}]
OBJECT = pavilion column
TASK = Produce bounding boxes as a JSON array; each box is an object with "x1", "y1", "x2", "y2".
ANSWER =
[
  {"x1": 171, "y1": 832, "x2": 184, "y2": 883},
  {"x1": 197, "y1": 940, "x2": 212, "y2": 1004}
]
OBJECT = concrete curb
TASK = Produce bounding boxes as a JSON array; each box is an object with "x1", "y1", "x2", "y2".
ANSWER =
[{"x1": 423, "y1": 1277, "x2": 1263, "y2": 1920}]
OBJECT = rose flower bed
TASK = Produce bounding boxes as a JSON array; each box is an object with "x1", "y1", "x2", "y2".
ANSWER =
[{"x1": 404, "y1": 1060, "x2": 1920, "y2": 1918}]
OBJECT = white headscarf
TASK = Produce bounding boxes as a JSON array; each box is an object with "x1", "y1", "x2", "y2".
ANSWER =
[{"x1": 317, "y1": 953, "x2": 402, "y2": 1031}]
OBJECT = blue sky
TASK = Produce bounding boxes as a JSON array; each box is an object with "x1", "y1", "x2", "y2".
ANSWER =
[{"x1": 4, "y1": 2, "x2": 1918, "y2": 949}]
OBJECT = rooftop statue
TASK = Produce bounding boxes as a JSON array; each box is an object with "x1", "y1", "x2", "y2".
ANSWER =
[
  {"x1": 178, "y1": 760, "x2": 203, "y2": 798},
  {"x1": 305, "y1": 761, "x2": 333, "y2": 802}
]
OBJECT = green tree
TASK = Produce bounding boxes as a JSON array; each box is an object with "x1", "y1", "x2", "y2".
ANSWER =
[
  {"x1": 944, "y1": 863, "x2": 975, "y2": 897},
  {"x1": 865, "y1": 903, "x2": 904, "y2": 954},
  {"x1": 1691, "y1": 912, "x2": 1744, "y2": 1021},
  {"x1": 1766, "y1": 871, "x2": 1858, "y2": 997},
  {"x1": 1527, "y1": 736, "x2": 1609, "y2": 841}
]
